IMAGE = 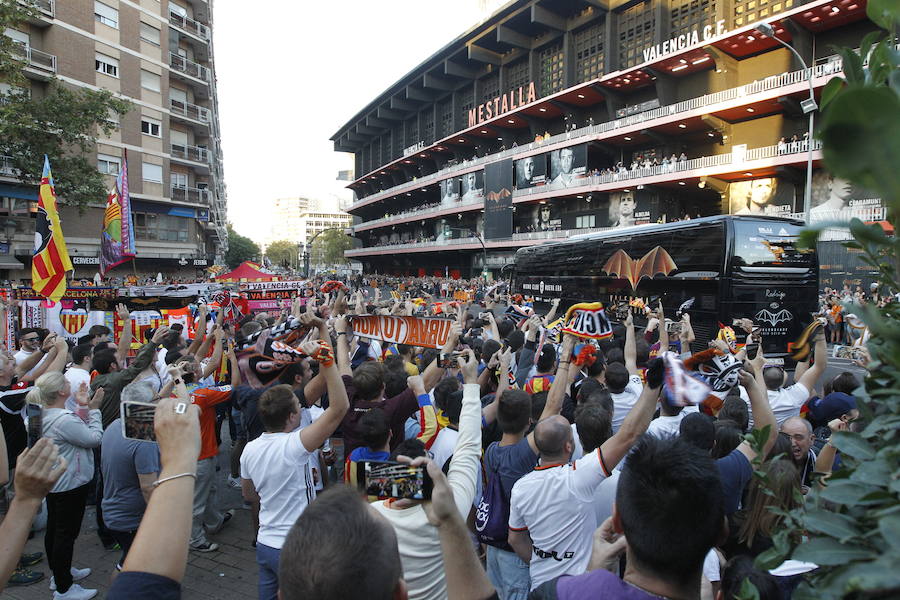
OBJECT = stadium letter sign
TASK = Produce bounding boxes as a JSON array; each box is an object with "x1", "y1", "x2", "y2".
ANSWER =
[
  {"x1": 642, "y1": 20, "x2": 727, "y2": 62},
  {"x1": 468, "y1": 82, "x2": 537, "y2": 127}
]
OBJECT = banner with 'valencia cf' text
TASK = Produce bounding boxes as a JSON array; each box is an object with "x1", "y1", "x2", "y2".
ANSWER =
[{"x1": 350, "y1": 315, "x2": 455, "y2": 349}]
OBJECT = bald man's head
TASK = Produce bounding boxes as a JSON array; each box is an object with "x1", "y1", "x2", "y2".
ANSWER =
[{"x1": 533, "y1": 415, "x2": 574, "y2": 460}]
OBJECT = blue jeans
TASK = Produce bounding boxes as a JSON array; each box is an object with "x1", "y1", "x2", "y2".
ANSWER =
[
  {"x1": 486, "y1": 545, "x2": 530, "y2": 600},
  {"x1": 256, "y1": 542, "x2": 281, "y2": 600}
]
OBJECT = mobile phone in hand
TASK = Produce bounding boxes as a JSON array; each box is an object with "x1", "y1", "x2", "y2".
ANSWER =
[
  {"x1": 26, "y1": 403, "x2": 42, "y2": 448},
  {"x1": 358, "y1": 460, "x2": 433, "y2": 500},
  {"x1": 439, "y1": 352, "x2": 460, "y2": 369},
  {"x1": 121, "y1": 400, "x2": 157, "y2": 442}
]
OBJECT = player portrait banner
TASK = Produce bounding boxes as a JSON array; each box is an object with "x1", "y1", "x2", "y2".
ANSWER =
[
  {"x1": 514, "y1": 154, "x2": 547, "y2": 190},
  {"x1": 350, "y1": 315, "x2": 455, "y2": 349},
  {"x1": 483, "y1": 158, "x2": 514, "y2": 240},
  {"x1": 561, "y1": 302, "x2": 613, "y2": 340}
]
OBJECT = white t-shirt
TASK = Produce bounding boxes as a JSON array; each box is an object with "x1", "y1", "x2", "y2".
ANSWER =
[
  {"x1": 645, "y1": 413, "x2": 686, "y2": 439},
  {"x1": 610, "y1": 375, "x2": 643, "y2": 433},
  {"x1": 14, "y1": 349, "x2": 47, "y2": 378},
  {"x1": 739, "y1": 382, "x2": 810, "y2": 426},
  {"x1": 64, "y1": 367, "x2": 91, "y2": 413},
  {"x1": 240, "y1": 431, "x2": 314, "y2": 549},
  {"x1": 429, "y1": 426, "x2": 458, "y2": 471},
  {"x1": 509, "y1": 447, "x2": 612, "y2": 590}
]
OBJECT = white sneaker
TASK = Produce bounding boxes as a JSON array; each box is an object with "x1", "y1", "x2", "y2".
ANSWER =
[
  {"x1": 226, "y1": 475, "x2": 241, "y2": 489},
  {"x1": 49, "y1": 567, "x2": 92, "y2": 591},
  {"x1": 52, "y1": 583, "x2": 98, "y2": 600}
]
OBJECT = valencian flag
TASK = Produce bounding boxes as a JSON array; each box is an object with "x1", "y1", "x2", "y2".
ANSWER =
[
  {"x1": 32, "y1": 156, "x2": 73, "y2": 303},
  {"x1": 100, "y1": 153, "x2": 136, "y2": 274}
]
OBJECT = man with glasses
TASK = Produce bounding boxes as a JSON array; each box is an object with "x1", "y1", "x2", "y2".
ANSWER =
[{"x1": 13, "y1": 329, "x2": 43, "y2": 365}]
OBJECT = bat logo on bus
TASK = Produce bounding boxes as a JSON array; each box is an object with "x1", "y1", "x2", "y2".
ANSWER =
[{"x1": 601, "y1": 246, "x2": 678, "y2": 291}]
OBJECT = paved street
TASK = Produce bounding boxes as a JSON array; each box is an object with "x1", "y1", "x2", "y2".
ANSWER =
[{"x1": 5, "y1": 436, "x2": 258, "y2": 600}]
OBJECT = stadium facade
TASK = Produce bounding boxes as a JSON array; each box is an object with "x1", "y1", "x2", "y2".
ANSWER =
[{"x1": 333, "y1": 0, "x2": 886, "y2": 287}]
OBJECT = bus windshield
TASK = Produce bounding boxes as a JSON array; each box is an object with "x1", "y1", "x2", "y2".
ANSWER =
[{"x1": 731, "y1": 220, "x2": 815, "y2": 269}]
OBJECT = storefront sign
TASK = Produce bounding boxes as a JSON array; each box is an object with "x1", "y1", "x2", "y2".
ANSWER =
[
  {"x1": 72, "y1": 256, "x2": 100, "y2": 265},
  {"x1": 642, "y1": 20, "x2": 727, "y2": 62},
  {"x1": 468, "y1": 82, "x2": 537, "y2": 128}
]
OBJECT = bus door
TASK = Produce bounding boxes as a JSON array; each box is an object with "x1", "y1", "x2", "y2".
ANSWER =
[{"x1": 724, "y1": 219, "x2": 819, "y2": 358}]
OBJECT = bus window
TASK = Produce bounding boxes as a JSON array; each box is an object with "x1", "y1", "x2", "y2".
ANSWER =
[{"x1": 731, "y1": 220, "x2": 814, "y2": 269}]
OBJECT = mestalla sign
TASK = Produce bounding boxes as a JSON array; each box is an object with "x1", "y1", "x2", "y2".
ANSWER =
[
  {"x1": 642, "y1": 20, "x2": 727, "y2": 62},
  {"x1": 468, "y1": 82, "x2": 537, "y2": 127}
]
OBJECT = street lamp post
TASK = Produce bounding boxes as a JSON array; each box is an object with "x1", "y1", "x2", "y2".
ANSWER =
[{"x1": 755, "y1": 22, "x2": 817, "y2": 219}]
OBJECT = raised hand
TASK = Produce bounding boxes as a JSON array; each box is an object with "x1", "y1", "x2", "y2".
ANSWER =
[
  {"x1": 116, "y1": 302, "x2": 130, "y2": 321},
  {"x1": 457, "y1": 349, "x2": 478, "y2": 384},
  {"x1": 151, "y1": 325, "x2": 171, "y2": 344}
]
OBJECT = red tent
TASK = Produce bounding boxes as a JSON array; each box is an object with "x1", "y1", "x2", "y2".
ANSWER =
[{"x1": 215, "y1": 261, "x2": 279, "y2": 282}]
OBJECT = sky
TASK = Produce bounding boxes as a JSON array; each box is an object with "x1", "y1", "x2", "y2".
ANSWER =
[{"x1": 214, "y1": 0, "x2": 505, "y2": 245}]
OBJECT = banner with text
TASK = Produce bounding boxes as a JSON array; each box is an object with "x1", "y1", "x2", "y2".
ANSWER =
[
  {"x1": 484, "y1": 159, "x2": 514, "y2": 240},
  {"x1": 350, "y1": 315, "x2": 455, "y2": 349}
]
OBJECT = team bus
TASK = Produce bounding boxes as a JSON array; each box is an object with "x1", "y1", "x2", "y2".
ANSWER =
[{"x1": 512, "y1": 215, "x2": 819, "y2": 358}]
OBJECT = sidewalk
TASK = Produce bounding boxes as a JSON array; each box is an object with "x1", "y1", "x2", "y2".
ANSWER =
[{"x1": 5, "y1": 439, "x2": 259, "y2": 600}]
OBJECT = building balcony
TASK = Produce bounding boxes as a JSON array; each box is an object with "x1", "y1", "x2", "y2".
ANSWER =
[
  {"x1": 11, "y1": 43, "x2": 56, "y2": 80},
  {"x1": 169, "y1": 52, "x2": 209, "y2": 84},
  {"x1": 0, "y1": 155, "x2": 17, "y2": 178},
  {"x1": 18, "y1": 0, "x2": 53, "y2": 25},
  {"x1": 169, "y1": 98, "x2": 210, "y2": 128},
  {"x1": 170, "y1": 185, "x2": 210, "y2": 204},
  {"x1": 170, "y1": 144, "x2": 212, "y2": 165},
  {"x1": 169, "y1": 9, "x2": 210, "y2": 42},
  {"x1": 347, "y1": 57, "x2": 844, "y2": 213}
]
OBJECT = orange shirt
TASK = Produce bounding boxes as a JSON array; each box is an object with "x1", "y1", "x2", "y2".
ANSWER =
[{"x1": 190, "y1": 385, "x2": 233, "y2": 461}]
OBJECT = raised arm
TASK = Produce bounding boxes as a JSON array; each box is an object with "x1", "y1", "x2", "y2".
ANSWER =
[
  {"x1": 481, "y1": 349, "x2": 511, "y2": 424},
  {"x1": 120, "y1": 327, "x2": 169, "y2": 382},
  {"x1": 185, "y1": 304, "x2": 208, "y2": 356},
  {"x1": 115, "y1": 304, "x2": 133, "y2": 365},
  {"x1": 333, "y1": 316, "x2": 352, "y2": 378},
  {"x1": 15, "y1": 334, "x2": 56, "y2": 380},
  {"x1": 483, "y1": 310, "x2": 500, "y2": 341},
  {"x1": 542, "y1": 297, "x2": 561, "y2": 326},
  {"x1": 200, "y1": 328, "x2": 224, "y2": 380},
  {"x1": 624, "y1": 312, "x2": 638, "y2": 377},
  {"x1": 797, "y1": 324, "x2": 827, "y2": 396},
  {"x1": 735, "y1": 365, "x2": 777, "y2": 461},
  {"x1": 656, "y1": 301, "x2": 669, "y2": 352},
  {"x1": 421, "y1": 323, "x2": 462, "y2": 392},
  {"x1": 600, "y1": 359, "x2": 663, "y2": 468},
  {"x1": 299, "y1": 340, "x2": 349, "y2": 453},
  {"x1": 525, "y1": 335, "x2": 576, "y2": 454}
]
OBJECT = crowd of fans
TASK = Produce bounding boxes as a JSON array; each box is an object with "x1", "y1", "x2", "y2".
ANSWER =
[{"x1": 0, "y1": 278, "x2": 870, "y2": 600}]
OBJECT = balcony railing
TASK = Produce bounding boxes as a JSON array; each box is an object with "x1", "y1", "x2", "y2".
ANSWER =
[
  {"x1": 170, "y1": 185, "x2": 210, "y2": 204},
  {"x1": 169, "y1": 98, "x2": 210, "y2": 123},
  {"x1": 11, "y1": 42, "x2": 56, "y2": 74},
  {"x1": 0, "y1": 155, "x2": 17, "y2": 177},
  {"x1": 169, "y1": 9, "x2": 210, "y2": 41},
  {"x1": 171, "y1": 143, "x2": 210, "y2": 164},
  {"x1": 19, "y1": 0, "x2": 53, "y2": 17},
  {"x1": 169, "y1": 52, "x2": 209, "y2": 82},
  {"x1": 356, "y1": 139, "x2": 822, "y2": 233},
  {"x1": 349, "y1": 57, "x2": 845, "y2": 212}
]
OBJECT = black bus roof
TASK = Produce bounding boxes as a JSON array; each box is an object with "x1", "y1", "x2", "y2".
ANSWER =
[{"x1": 515, "y1": 214, "x2": 807, "y2": 257}]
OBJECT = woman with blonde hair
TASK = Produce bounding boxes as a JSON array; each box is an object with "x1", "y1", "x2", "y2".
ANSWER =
[{"x1": 29, "y1": 371, "x2": 104, "y2": 600}]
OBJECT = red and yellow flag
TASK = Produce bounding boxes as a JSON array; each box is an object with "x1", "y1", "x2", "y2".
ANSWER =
[{"x1": 32, "y1": 156, "x2": 73, "y2": 302}]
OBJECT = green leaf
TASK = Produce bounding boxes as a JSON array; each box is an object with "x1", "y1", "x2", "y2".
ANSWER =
[
  {"x1": 735, "y1": 578, "x2": 760, "y2": 600},
  {"x1": 879, "y1": 514, "x2": 900, "y2": 551},
  {"x1": 859, "y1": 30, "x2": 884, "y2": 69},
  {"x1": 850, "y1": 457, "x2": 892, "y2": 486},
  {"x1": 829, "y1": 431, "x2": 876, "y2": 460},
  {"x1": 836, "y1": 47, "x2": 864, "y2": 84},
  {"x1": 820, "y1": 480, "x2": 873, "y2": 505},
  {"x1": 792, "y1": 537, "x2": 875, "y2": 565},
  {"x1": 802, "y1": 509, "x2": 861, "y2": 540},
  {"x1": 819, "y1": 77, "x2": 845, "y2": 110},
  {"x1": 867, "y1": 0, "x2": 900, "y2": 30}
]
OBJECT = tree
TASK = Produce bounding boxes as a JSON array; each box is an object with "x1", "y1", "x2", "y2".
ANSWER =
[
  {"x1": 756, "y1": 3, "x2": 900, "y2": 598},
  {"x1": 224, "y1": 225, "x2": 260, "y2": 269},
  {"x1": 265, "y1": 239, "x2": 299, "y2": 269},
  {"x1": 0, "y1": 4, "x2": 131, "y2": 210},
  {"x1": 310, "y1": 229, "x2": 352, "y2": 267}
]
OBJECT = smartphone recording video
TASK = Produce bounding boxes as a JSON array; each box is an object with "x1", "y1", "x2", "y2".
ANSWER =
[
  {"x1": 439, "y1": 352, "x2": 460, "y2": 369},
  {"x1": 121, "y1": 400, "x2": 157, "y2": 442},
  {"x1": 358, "y1": 460, "x2": 432, "y2": 500},
  {"x1": 26, "y1": 403, "x2": 42, "y2": 448}
]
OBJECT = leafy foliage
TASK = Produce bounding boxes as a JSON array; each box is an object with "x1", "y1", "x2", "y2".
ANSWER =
[
  {"x1": 310, "y1": 228, "x2": 352, "y2": 267},
  {"x1": 765, "y1": 6, "x2": 900, "y2": 598},
  {"x1": 224, "y1": 225, "x2": 260, "y2": 269},
  {"x1": 265, "y1": 239, "x2": 299, "y2": 268},
  {"x1": 0, "y1": 5, "x2": 131, "y2": 209}
]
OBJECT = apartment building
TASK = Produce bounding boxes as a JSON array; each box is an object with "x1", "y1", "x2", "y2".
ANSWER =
[
  {"x1": 0, "y1": 0, "x2": 227, "y2": 280},
  {"x1": 266, "y1": 196, "x2": 352, "y2": 250},
  {"x1": 333, "y1": 0, "x2": 885, "y2": 288}
]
